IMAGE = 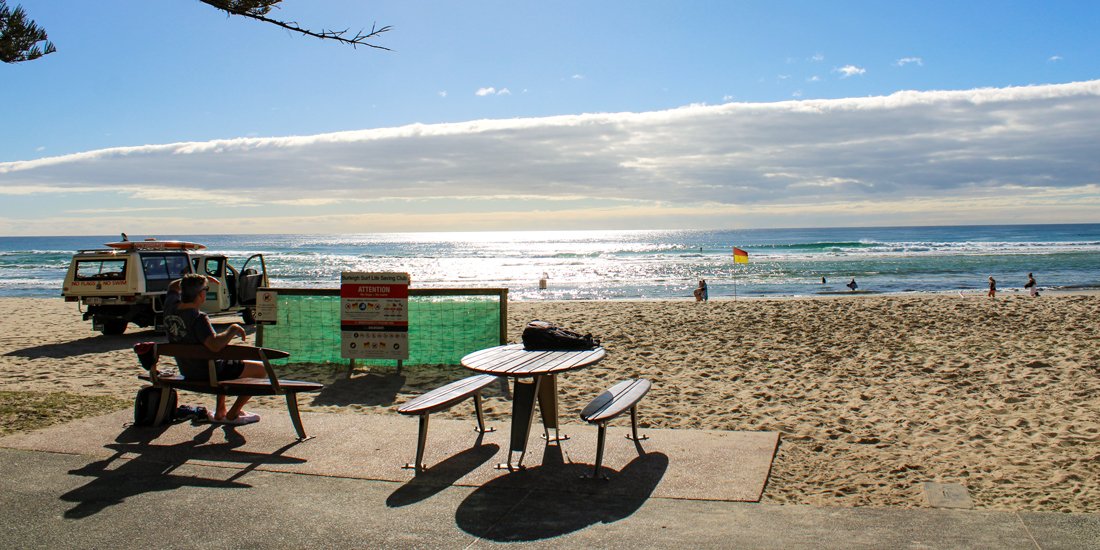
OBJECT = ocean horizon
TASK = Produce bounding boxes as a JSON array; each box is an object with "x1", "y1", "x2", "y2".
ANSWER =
[{"x1": 2, "y1": 223, "x2": 1098, "y2": 300}]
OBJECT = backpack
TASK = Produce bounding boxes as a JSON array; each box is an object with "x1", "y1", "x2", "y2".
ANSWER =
[
  {"x1": 521, "y1": 320, "x2": 601, "y2": 351},
  {"x1": 133, "y1": 386, "x2": 177, "y2": 426}
]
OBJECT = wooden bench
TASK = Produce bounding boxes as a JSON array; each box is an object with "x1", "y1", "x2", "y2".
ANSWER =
[
  {"x1": 397, "y1": 374, "x2": 499, "y2": 474},
  {"x1": 136, "y1": 343, "x2": 323, "y2": 440},
  {"x1": 579, "y1": 378, "x2": 652, "y2": 479}
]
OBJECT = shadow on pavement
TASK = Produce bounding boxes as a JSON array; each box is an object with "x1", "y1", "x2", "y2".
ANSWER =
[
  {"x1": 60, "y1": 423, "x2": 306, "y2": 519},
  {"x1": 455, "y1": 444, "x2": 668, "y2": 542},
  {"x1": 386, "y1": 437, "x2": 499, "y2": 508}
]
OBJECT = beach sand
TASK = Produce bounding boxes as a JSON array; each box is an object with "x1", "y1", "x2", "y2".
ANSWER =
[{"x1": 2, "y1": 293, "x2": 1099, "y2": 512}]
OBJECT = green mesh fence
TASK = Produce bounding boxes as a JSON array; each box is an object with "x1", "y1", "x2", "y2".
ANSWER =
[{"x1": 257, "y1": 289, "x2": 506, "y2": 366}]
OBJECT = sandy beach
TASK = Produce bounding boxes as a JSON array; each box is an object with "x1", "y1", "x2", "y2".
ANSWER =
[{"x1": 2, "y1": 293, "x2": 1099, "y2": 512}]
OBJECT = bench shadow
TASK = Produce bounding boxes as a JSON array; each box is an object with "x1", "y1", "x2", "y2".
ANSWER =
[
  {"x1": 454, "y1": 445, "x2": 669, "y2": 542},
  {"x1": 60, "y1": 423, "x2": 307, "y2": 519},
  {"x1": 308, "y1": 372, "x2": 406, "y2": 407},
  {"x1": 386, "y1": 438, "x2": 500, "y2": 508}
]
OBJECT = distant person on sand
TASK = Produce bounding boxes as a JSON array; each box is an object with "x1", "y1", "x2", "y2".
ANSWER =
[
  {"x1": 693, "y1": 279, "x2": 708, "y2": 302},
  {"x1": 846, "y1": 278, "x2": 857, "y2": 291},
  {"x1": 988, "y1": 276, "x2": 996, "y2": 298},
  {"x1": 1024, "y1": 272, "x2": 1039, "y2": 297}
]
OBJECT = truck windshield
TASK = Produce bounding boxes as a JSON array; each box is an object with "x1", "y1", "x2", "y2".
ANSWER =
[
  {"x1": 142, "y1": 254, "x2": 190, "y2": 281},
  {"x1": 75, "y1": 259, "x2": 127, "y2": 281}
]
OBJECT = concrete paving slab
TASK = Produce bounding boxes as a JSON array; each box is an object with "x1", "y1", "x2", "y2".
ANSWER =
[
  {"x1": 3, "y1": 447, "x2": 1097, "y2": 549},
  {"x1": 0, "y1": 407, "x2": 778, "y2": 502}
]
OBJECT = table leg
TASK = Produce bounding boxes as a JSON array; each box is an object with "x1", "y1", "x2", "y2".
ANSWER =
[
  {"x1": 538, "y1": 374, "x2": 568, "y2": 443},
  {"x1": 498, "y1": 376, "x2": 541, "y2": 470}
]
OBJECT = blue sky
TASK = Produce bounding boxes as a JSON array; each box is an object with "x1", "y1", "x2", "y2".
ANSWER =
[{"x1": 2, "y1": 0, "x2": 1099, "y2": 235}]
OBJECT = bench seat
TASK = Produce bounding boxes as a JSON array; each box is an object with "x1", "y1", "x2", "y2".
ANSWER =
[
  {"x1": 136, "y1": 343, "x2": 322, "y2": 440},
  {"x1": 580, "y1": 378, "x2": 652, "y2": 478},
  {"x1": 397, "y1": 374, "x2": 498, "y2": 474}
]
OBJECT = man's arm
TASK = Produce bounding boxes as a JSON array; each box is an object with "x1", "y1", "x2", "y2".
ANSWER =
[{"x1": 203, "y1": 323, "x2": 247, "y2": 352}]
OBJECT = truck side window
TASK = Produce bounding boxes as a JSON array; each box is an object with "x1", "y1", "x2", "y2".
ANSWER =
[{"x1": 205, "y1": 258, "x2": 223, "y2": 277}]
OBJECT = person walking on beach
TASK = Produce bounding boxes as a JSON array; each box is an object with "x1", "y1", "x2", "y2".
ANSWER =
[
  {"x1": 1024, "y1": 272, "x2": 1039, "y2": 297},
  {"x1": 164, "y1": 274, "x2": 267, "y2": 425},
  {"x1": 988, "y1": 276, "x2": 997, "y2": 298},
  {"x1": 846, "y1": 278, "x2": 858, "y2": 291},
  {"x1": 693, "y1": 279, "x2": 708, "y2": 302}
]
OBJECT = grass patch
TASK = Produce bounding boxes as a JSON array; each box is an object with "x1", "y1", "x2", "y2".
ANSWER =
[{"x1": 0, "y1": 391, "x2": 130, "y2": 437}]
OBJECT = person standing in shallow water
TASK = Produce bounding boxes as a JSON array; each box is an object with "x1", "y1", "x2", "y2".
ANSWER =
[
  {"x1": 1024, "y1": 272, "x2": 1038, "y2": 297},
  {"x1": 693, "y1": 279, "x2": 708, "y2": 302},
  {"x1": 988, "y1": 276, "x2": 997, "y2": 298}
]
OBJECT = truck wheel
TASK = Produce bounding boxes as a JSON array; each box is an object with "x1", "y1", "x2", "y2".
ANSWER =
[
  {"x1": 102, "y1": 319, "x2": 128, "y2": 335},
  {"x1": 241, "y1": 308, "x2": 256, "y2": 325}
]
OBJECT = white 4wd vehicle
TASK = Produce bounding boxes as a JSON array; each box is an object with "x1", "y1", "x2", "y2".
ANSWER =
[{"x1": 61, "y1": 239, "x2": 268, "y2": 335}]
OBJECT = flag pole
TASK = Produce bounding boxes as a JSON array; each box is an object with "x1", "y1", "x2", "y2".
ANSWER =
[{"x1": 732, "y1": 247, "x2": 737, "y2": 301}]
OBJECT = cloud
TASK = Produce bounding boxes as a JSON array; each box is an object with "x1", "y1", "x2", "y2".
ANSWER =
[
  {"x1": 476, "y1": 86, "x2": 511, "y2": 97},
  {"x1": 835, "y1": 65, "x2": 866, "y2": 78},
  {"x1": 438, "y1": 91, "x2": 447, "y2": 98},
  {"x1": 895, "y1": 57, "x2": 923, "y2": 67},
  {"x1": 572, "y1": 74, "x2": 585, "y2": 80},
  {"x1": 3, "y1": 80, "x2": 1100, "y2": 234},
  {"x1": 1049, "y1": 55, "x2": 1063, "y2": 62},
  {"x1": 809, "y1": 53, "x2": 825, "y2": 62}
]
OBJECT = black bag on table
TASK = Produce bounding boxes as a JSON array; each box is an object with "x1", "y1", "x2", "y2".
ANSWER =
[
  {"x1": 133, "y1": 386, "x2": 177, "y2": 426},
  {"x1": 522, "y1": 320, "x2": 600, "y2": 351}
]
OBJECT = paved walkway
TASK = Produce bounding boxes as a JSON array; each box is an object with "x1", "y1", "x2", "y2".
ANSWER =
[{"x1": 1, "y1": 409, "x2": 1098, "y2": 548}]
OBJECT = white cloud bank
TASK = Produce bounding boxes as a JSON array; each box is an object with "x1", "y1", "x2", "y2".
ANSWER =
[{"x1": 2, "y1": 81, "x2": 1100, "y2": 234}]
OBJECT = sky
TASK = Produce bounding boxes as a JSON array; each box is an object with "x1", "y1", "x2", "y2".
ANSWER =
[{"x1": 2, "y1": 0, "x2": 1099, "y2": 236}]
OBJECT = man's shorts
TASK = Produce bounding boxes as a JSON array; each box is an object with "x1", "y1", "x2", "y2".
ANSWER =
[{"x1": 179, "y1": 359, "x2": 246, "y2": 382}]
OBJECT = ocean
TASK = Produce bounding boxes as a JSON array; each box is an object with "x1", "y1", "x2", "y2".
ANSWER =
[{"x1": 2, "y1": 224, "x2": 1098, "y2": 300}]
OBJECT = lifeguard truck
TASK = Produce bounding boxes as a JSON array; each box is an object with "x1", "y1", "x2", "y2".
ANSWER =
[{"x1": 61, "y1": 238, "x2": 268, "y2": 335}]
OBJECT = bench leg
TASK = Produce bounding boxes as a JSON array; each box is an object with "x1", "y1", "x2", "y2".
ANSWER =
[
  {"x1": 153, "y1": 387, "x2": 173, "y2": 426},
  {"x1": 472, "y1": 393, "x2": 495, "y2": 434},
  {"x1": 403, "y1": 414, "x2": 430, "y2": 475},
  {"x1": 627, "y1": 405, "x2": 649, "y2": 443},
  {"x1": 537, "y1": 374, "x2": 568, "y2": 443},
  {"x1": 285, "y1": 392, "x2": 310, "y2": 441},
  {"x1": 591, "y1": 423, "x2": 608, "y2": 479}
]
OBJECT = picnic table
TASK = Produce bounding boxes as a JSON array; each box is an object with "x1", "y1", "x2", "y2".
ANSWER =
[{"x1": 461, "y1": 343, "x2": 606, "y2": 469}]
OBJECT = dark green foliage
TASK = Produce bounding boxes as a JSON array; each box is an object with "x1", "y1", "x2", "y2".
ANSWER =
[{"x1": 0, "y1": 0, "x2": 55, "y2": 63}]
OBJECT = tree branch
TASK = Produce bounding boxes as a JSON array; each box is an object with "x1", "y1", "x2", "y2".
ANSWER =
[
  {"x1": 198, "y1": 0, "x2": 392, "y2": 50},
  {"x1": 0, "y1": 0, "x2": 56, "y2": 63}
]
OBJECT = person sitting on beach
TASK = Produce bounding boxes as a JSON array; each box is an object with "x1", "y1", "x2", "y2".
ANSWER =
[
  {"x1": 693, "y1": 279, "x2": 708, "y2": 302},
  {"x1": 846, "y1": 278, "x2": 858, "y2": 291},
  {"x1": 988, "y1": 276, "x2": 996, "y2": 298},
  {"x1": 164, "y1": 274, "x2": 267, "y2": 425},
  {"x1": 1024, "y1": 272, "x2": 1039, "y2": 297}
]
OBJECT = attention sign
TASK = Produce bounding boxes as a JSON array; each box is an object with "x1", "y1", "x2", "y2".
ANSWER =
[{"x1": 340, "y1": 272, "x2": 410, "y2": 360}]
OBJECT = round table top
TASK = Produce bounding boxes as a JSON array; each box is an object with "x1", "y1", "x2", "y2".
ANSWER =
[{"x1": 461, "y1": 343, "x2": 606, "y2": 377}]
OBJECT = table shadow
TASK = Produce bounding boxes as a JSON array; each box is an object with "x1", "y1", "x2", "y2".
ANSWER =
[{"x1": 455, "y1": 444, "x2": 668, "y2": 542}]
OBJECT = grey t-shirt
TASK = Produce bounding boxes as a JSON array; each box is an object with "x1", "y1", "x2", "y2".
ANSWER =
[{"x1": 163, "y1": 290, "x2": 215, "y2": 375}]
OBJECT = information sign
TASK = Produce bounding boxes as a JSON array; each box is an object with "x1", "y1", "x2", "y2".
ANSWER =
[{"x1": 340, "y1": 272, "x2": 410, "y2": 360}]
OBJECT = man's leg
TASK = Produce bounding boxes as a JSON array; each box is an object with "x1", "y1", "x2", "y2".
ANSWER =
[{"x1": 225, "y1": 360, "x2": 266, "y2": 420}]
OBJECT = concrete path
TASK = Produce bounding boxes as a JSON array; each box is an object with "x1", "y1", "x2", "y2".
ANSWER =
[{"x1": 2, "y1": 407, "x2": 1099, "y2": 549}]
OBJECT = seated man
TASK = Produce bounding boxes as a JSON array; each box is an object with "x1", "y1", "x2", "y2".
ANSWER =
[{"x1": 164, "y1": 274, "x2": 266, "y2": 425}]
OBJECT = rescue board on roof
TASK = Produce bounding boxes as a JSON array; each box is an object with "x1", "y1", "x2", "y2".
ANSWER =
[{"x1": 104, "y1": 239, "x2": 207, "y2": 251}]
